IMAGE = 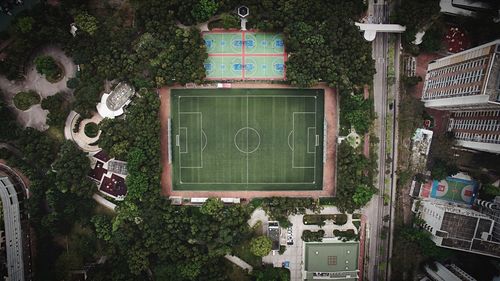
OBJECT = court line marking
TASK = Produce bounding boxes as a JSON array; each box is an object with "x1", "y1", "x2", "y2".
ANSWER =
[
  {"x1": 179, "y1": 95, "x2": 316, "y2": 98},
  {"x1": 176, "y1": 95, "x2": 322, "y2": 185},
  {"x1": 292, "y1": 112, "x2": 316, "y2": 169},
  {"x1": 246, "y1": 96, "x2": 248, "y2": 187},
  {"x1": 202, "y1": 130, "x2": 208, "y2": 152},
  {"x1": 179, "y1": 127, "x2": 188, "y2": 153},
  {"x1": 178, "y1": 182, "x2": 316, "y2": 184},
  {"x1": 287, "y1": 130, "x2": 294, "y2": 151},
  {"x1": 178, "y1": 109, "x2": 203, "y2": 169},
  {"x1": 307, "y1": 127, "x2": 316, "y2": 154}
]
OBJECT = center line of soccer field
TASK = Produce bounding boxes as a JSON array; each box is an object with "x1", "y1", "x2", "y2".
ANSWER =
[{"x1": 246, "y1": 95, "x2": 249, "y2": 188}]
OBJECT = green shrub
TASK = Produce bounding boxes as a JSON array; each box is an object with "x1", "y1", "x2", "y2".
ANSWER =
[
  {"x1": 34, "y1": 55, "x2": 62, "y2": 82},
  {"x1": 333, "y1": 229, "x2": 358, "y2": 242},
  {"x1": 334, "y1": 214, "x2": 348, "y2": 225},
  {"x1": 66, "y1": 77, "x2": 80, "y2": 89},
  {"x1": 84, "y1": 122, "x2": 99, "y2": 138},
  {"x1": 302, "y1": 230, "x2": 325, "y2": 242},
  {"x1": 73, "y1": 116, "x2": 83, "y2": 133},
  {"x1": 13, "y1": 90, "x2": 40, "y2": 110},
  {"x1": 249, "y1": 236, "x2": 272, "y2": 257},
  {"x1": 279, "y1": 245, "x2": 286, "y2": 255}
]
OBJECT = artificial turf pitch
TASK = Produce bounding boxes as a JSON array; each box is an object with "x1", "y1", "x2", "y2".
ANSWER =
[{"x1": 171, "y1": 89, "x2": 324, "y2": 191}]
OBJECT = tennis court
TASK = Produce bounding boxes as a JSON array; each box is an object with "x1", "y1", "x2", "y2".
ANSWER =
[
  {"x1": 203, "y1": 32, "x2": 286, "y2": 80},
  {"x1": 170, "y1": 88, "x2": 324, "y2": 191}
]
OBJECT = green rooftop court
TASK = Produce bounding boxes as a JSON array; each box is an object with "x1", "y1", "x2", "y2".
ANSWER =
[
  {"x1": 170, "y1": 88, "x2": 324, "y2": 191},
  {"x1": 304, "y1": 240, "x2": 360, "y2": 281},
  {"x1": 203, "y1": 32, "x2": 286, "y2": 80}
]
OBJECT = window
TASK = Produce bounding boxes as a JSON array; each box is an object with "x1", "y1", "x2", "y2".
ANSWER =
[{"x1": 328, "y1": 256, "x2": 337, "y2": 265}]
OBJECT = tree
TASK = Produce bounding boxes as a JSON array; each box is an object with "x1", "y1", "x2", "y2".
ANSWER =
[
  {"x1": 92, "y1": 215, "x2": 112, "y2": 241},
  {"x1": 34, "y1": 55, "x2": 60, "y2": 79},
  {"x1": 74, "y1": 11, "x2": 98, "y2": 35},
  {"x1": 482, "y1": 184, "x2": 500, "y2": 197},
  {"x1": 16, "y1": 16, "x2": 35, "y2": 33},
  {"x1": 250, "y1": 236, "x2": 272, "y2": 257},
  {"x1": 200, "y1": 198, "x2": 224, "y2": 217},
  {"x1": 41, "y1": 92, "x2": 70, "y2": 128},
  {"x1": 191, "y1": 0, "x2": 219, "y2": 23},
  {"x1": 352, "y1": 184, "x2": 377, "y2": 206},
  {"x1": 431, "y1": 158, "x2": 459, "y2": 180},
  {"x1": 252, "y1": 266, "x2": 290, "y2": 281},
  {"x1": 52, "y1": 141, "x2": 95, "y2": 197}
]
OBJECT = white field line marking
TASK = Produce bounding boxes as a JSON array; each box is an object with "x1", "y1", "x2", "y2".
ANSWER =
[
  {"x1": 287, "y1": 130, "x2": 294, "y2": 151},
  {"x1": 179, "y1": 128, "x2": 188, "y2": 153},
  {"x1": 307, "y1": 127, "x2": 316, "y2": 153},
  {"x1": 178, "y1": 110, "x2": 203, "y2": 168},
  {"x1": 246, "y1": 96, "x2": 249, "y2": 187},
  {"x1": 176, "y1": 95, "x2": 322, "y2": 186},
  {"x1": 180, "y1": 95, "x2": 316, "y2": 98},
  {"x1": 292, "y1": 112, "x2": 316, "y2": 169}
]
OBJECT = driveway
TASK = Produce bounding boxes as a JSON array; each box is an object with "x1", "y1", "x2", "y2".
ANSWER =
[
  {"x1": 249, "y1": 206, "x2": 358, "y2": 281},
  {"x1": 0, "y1": 45, "x2": 77, "y2": 131}
]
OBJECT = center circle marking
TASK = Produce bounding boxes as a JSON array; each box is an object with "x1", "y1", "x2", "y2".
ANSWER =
[{"x1": 234, "y1": 127, "x2": 261, "y2": 154}]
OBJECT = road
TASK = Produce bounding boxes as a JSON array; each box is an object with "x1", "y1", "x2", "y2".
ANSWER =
[
  {"x1": 364, "y1": 0, "x2": 403, "y2": 279},
  {"x1": 363, "y1": 0, "x2": 394, "y2": 280}
]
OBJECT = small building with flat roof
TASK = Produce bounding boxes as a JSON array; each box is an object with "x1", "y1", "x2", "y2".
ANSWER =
[
  {"x1": 96, "y1": 82, "x2": 135, "y2": 119},
  {"x1": 267, "y1": 221, "x2": 280, "y2": 251},
  {"x1": 303, "y1": 239, "x2": 360, "y2": 281}
]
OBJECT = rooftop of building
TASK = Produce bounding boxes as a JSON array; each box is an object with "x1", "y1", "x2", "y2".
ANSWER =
[
  {"x1": 97, "y1": 82, "x2": 135, "y2": 118},
  {"x1": 106, "y1": 82, "x2": 135, "y2": 111},
  {"x1": 304, "y1": 240, "x2": 359, "y2": 281},
  {"x1": 267, "y1": 223, "x2": 280, "y2": 250},
  {"x1": 88, "y1": 150, "x2": 128, "y2": 200}
]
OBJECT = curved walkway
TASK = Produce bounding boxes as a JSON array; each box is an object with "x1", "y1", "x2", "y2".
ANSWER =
[
  {"x1": 224, "y1": 254, "x2": 253, "y2": 272},
  {"x1": 0, "y1": 45, "x2": 77, "y2": 131},
  {"x1": 65, "y1": 111, "x2": 102, "y2": 152}
]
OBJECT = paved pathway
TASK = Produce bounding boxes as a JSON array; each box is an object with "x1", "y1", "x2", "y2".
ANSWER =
[
  {"x1": 65, "y1": 111, "x2": 102, "y2": 152},
  {"x1": 0, "y1": 45, "x2": 76, "y2": 131},
  {"x1": 224, "y1": 254, "x2": 253, "y2": 272},
  {"x1": 249, "y1": 206, "x2": 358, "y2": 281},
  {"x1": 92, "y1": 193, "x2": 116, "y2": 211}
]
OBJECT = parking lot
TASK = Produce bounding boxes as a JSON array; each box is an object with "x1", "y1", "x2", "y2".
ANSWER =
[{"x1": 252, "y1": 206, "x2": 359, "y2": 281}]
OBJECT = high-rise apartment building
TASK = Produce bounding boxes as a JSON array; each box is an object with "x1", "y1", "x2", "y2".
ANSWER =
[
  {"x1": 422, "y1": 39, "x2": 500, "y2": 111},
  {"x1": 413, "y1": 199, "x2": 500, "y2": 258},
  {"x1": 447, "y1": 109, "x2": 500, "y2": 153}
]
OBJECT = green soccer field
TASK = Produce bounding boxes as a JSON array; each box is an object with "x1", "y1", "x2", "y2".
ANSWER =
[{"x1": 170, "y1": 88, "x2": 324, "y2": 191}]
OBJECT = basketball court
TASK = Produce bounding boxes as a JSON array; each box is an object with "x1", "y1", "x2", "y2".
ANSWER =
[
  {"x1": 203, "y1": 32, "x2": 287, "y2": 80},
  {"x1": 420, "y1": 176, "x2": 478, "y2": 205}
]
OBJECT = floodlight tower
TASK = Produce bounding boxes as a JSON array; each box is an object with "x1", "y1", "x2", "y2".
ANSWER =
[{"x1": 237, "y1": 6, "x2": 249, "y2": 30}]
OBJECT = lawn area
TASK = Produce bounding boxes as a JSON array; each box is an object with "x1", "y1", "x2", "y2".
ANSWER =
[
  {"x1": 224, "y1": 259, "x2": 252, "y2": 281},
  {"x1": 233, "y1": 238, "x2": 262, "y2": 268},
  {"x1": 46, "y1": 126, "x2": 65, "y2": 144},
  {"x1": 84, "y1": 122, "x2": 99, "y2": 138},
  {"x1": 303, "y1": 214, "x2": 348, "y2": 226},
  {"x1": 13, "y1": 90, "x2": 40, "y2": 110},
  {"x1": 171, "y1": 88, "x2": 324, "y2": 191}
]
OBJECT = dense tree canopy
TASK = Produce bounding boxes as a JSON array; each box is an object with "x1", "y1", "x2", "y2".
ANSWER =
[
  {"x1": 52, "y1": 141, "x2": 96, "y2": 197},
  {"x1": 250, "y1": 236, "x2": 272, "y2": 257},
  {"x1": 334, "y1": 142, "x2": 377, "y2": 212},
  {"x1": 41, "y1": 92, "x2": 70, "y2": 128}
]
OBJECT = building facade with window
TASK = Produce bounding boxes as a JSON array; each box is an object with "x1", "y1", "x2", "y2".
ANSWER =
[
  {"x1": 413, "y1": 200, "x2": 500, "y2": 258},
  {"x1": 422, "y1": 39, "x2": 500, "y2": 111},
  {"x1": 446, "y1": 109, "x2": 500, "y2": 153}
]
